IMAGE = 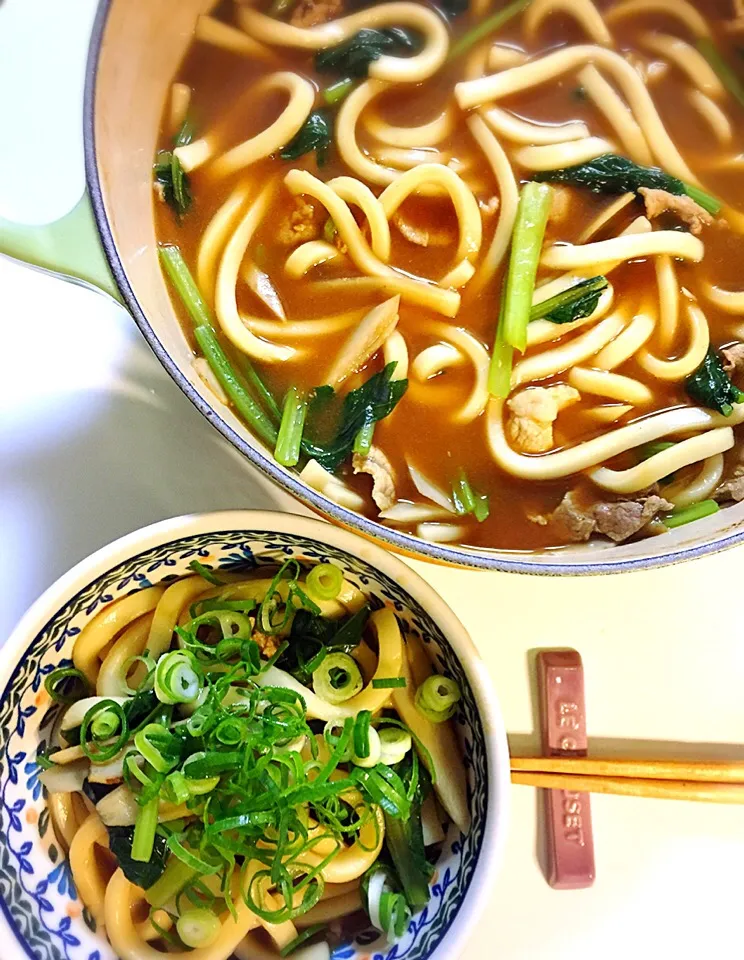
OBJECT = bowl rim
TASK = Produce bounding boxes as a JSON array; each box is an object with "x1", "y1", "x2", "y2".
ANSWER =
[
  {"x1": 81, "y1": 0, "x2": 744, "y2": 576},
  {"x1": 0, "y1": 509, "x2": 510, "y2": 960}
]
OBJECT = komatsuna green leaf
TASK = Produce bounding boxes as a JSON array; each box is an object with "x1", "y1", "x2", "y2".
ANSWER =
[
  {"x1": 315, "y1": 27, "x2": 420, "y2": 78},
  {"x1": 280, "y1": 110, "x2": 333, "y2": 165},
  {"x1": 685, "y1": 347, "x2": 744, "y2": 416},
  {"x1": 153, "y1": 117, "x2": 194, "y2": 219},
  {"x1": 303, "y1": 363, "x2": 407, "y2": 471},
  {"x1": 108, "y1": 826, "x2": 169, "y2": 888},
  {"x1": 534, "y1": 154, "x2": 721, "y2": 216},
  {"x1": 529, "y1": 276, "x2": 609, "y2": 325}
]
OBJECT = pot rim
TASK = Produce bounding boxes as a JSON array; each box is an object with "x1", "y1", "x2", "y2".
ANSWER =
[{"x1": 82, "y1": 0, "x2": 744, "y2": 575}]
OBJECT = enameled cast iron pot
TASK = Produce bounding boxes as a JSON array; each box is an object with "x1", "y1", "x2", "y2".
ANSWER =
[{"x1": 3, "y1": 0, "x2": 744, "y2": 574}]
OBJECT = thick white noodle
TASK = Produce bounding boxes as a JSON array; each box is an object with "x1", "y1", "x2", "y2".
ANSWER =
[
  {"x1": 641, "y1": 33, "x2": 724, "y2": 97},
  {"x1": 328, "y1": 176, "x2": 392, "y2": 261},
  {"x1": 512, "y1": 312, "x2": 627, "y2": 388},
  {"x1": 524, "y1": 0, "x2": 613, "y2": 45},
  {"x1": 664, "y1": 454, "x2": 725, "y2": 509},
  {"x1": 588, "y1": 428, "x2": 734, "y2": 493},
  {"x1": 383, "y1": 330, "x2": 409, "y2": 380},
  {"x1": 604, "y1": 0, "x2": 710, "y2": 38},
  {"x1": 196, "y1": 183, "x2": 251, "y2": 297},
  {"x1": 487, "y1": 44, "x2": 528, "y2": 70},
  {"x1": 455, "y1": 45, "x2": 700, "y2": 184},
  {"x1": 215, "y1": 180, "x2": 295, "y2": 362},
  {"x1": 482, "y1": 105, "x2": 589, "y2": 145},
  {"x1": 194, "y1": 15, "x2": 277, "y2": 62},
  {"x1": 655, "y1": 256, "x2": 679, "y2": 351},
  {"x1": 637, "y1": 303, "x2": 710, "y2": 380},
  {"x1": 417, "y1": 522, "x2": 469, "y2": 543},
  {"x1": 541, "y1": 231, "x2": 704, "y2": 270},
  {"x1": 486, "y1": 400, "x2": 744, "y2": 481},
  {"x1": 412, "y1": 343, "x2": 463, "y2": 381},
  {"x1": 466, "y1": 114, "x2": 519, "y2": 295},
  {"x1": 577, "y1": 65, "x2": 652, "y2": 164},
  {"x1": 703, "y1": 282, "x2": 744, "y2": 314},
  {"x1": 593, "y1": 313, "x2": 655, "y2": 370},
  {"x1": 236, "y1": 2, "x2": 449, "y2": 83},
  {"x1": 420, "y1": 321, "x2": 490, "y2": 422},
  {"x1": 687, "y1": 89, "x2": 733, "y2": 144},
  {"x1": 513, "y1": 137, "x2": 615, "y2": 171},
  {"x1": 364, "y1": 104, "x2": 456, "y2": 148},
  {"x1": 567, "y1": 367, "x2": 655, "y2": 405},
  {"x1": 285, "y1": 241, "x2": 343, "y2": 278}
]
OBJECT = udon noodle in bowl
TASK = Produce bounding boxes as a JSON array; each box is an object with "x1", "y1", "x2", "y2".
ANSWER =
[
  {"x1": 0, "y1": 512, "x2": 505, "y2": 960},
  {"x1": 146, "y1": 0, "x2": 744, "y2": 557}
]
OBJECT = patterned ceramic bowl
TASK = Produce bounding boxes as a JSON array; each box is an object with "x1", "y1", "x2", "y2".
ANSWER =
[{"x1": 0, "y1": 511, "x2": 508, "y2": 960}]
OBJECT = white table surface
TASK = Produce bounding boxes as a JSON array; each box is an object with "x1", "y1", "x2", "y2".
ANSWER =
[{"x1": 3, "y1": 3, "x2": 744, "y2": 958}]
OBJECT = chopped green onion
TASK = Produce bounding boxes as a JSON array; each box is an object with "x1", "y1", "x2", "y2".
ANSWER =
[
  {"x1": 80, "y1": 700, "x2": 130, "y2": 764},
  {"x1": 696, "y1": 37, "x2": 744, "y2": 111},
  {"x1": 176, "y1": 909, "x2": 221, "y2": 948},
  {"x1": 146, "y1": 858, "x2": 198, "y2": 908},
  {"x1": 167, "y1": 834, "x2": 221, "y2": 875},
  {"x1": 352, "y1": 726, "x2": 381, "y2": 768},
  {"x1": 501, "y1": 182, "x2": 553, "y2": 352},
  {"x1": 415, "y1": 675, "x2": 461, "y2": 723},
  {"x1": 371, "y1": 677, "x2": 407, "y2": 689},
  {"x1": 44, "y1": 667, "x2": 90, "y2": 705},
  {"x1": 353, "y1": 710, "x2": 373, "y2": 759},
  {"x1": 663, "y1": 499, "x2": 720, "y2": 529},
  {"x1": 313, "y1": 653, "x2": 363, "y2": 704},
  {"x1": 378, "y1": 727, "x2": 412, "y2": 766},
  {"x1": 159, "y1": 245, "x2": 214, "y2": 331},
  {"x1": 134, "y1": 723, "x2": 179, "y2": 774},
  {"x1": 90, "y1": 709, "x2": 121, "y2": 741},
  {"x1": 379, "y1": 889, "x2": 411, "y2": 939},
  {"x1": 163, "y1": 770, "x2": 190, "y2": 806},
  {"x1": 275, "y1": 385, "x2": 308, "y2": 467},
  {"x1": 305, "y1": 563, "x2": 344, "y2": 602},
  {"x1": 132, "y1": 795, "x2": 160, "y2": 863},
  {"x1": 324, "y1": 720, "x2": 353, "y2": 762},
  {"x1": 447, "y1": 0, "x2": 531, "y2": 61},
  {"x1": 154, "y1": 651, "x2": 202, "y2": 705},
  {"x1": 280, "y1": 924, "x2": 327, "y2": 957},
  {"x1": 322, "y1": 77, "x2": 356, "y2": 105},
  {"x1": 188, "y1": 559, "x2": 224, "y2": 585}
]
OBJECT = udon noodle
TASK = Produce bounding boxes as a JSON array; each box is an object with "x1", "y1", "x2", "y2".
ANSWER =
[
  {"x1": 156, "y1": 0, "x2": 744, "y2": 550},
  {"x1": 40, "y1": 562, "x2": 468, "y2": 960}
]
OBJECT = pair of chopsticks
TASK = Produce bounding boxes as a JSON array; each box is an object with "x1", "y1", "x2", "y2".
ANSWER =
[{"x1": 510, "y1": 756, "x2": 744, "y2": 803}]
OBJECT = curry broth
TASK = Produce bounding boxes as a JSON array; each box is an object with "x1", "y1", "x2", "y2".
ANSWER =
[{"x1": 155, "y1": 0, "x2": 744, "y2": 550}]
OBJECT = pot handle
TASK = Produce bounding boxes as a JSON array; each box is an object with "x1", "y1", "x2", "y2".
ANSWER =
[{"x1": 0, "y1": 191, "x2": 122, "y2": 304}]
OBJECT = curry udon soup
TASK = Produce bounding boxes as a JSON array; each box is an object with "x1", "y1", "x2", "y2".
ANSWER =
[{"x1": 155, "y1": 0, "x2": 744, "y2": 552}]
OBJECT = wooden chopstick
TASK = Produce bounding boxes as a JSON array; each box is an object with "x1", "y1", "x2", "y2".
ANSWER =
[
  {"x1": 510, "y1": 770, "x2": 744, "y2": 804},
  {"x1": 510, "y1": 756, "x2": 744, "y2": 783}
]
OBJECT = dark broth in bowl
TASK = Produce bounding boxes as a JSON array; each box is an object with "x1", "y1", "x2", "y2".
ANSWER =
[{"x1": 156, "y1": 0, "x2": 744, "y2": 551}]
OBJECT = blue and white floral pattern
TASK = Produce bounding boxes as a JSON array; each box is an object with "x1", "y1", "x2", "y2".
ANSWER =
[{"x1": 0, "y1": 530, "x2": 489, "y2": 960}]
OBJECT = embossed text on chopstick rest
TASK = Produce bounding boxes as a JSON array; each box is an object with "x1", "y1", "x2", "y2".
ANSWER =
[{"x1": 537, "y1": 650, "x2": 595, "y2": 889}]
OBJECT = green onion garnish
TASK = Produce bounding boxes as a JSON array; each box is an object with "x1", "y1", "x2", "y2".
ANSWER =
[
  {"x1": 313, "y1": 652, "x2": 363, "y2": 704},
  {"x1": 44, "y1": 667, "x2": 90, "y2": 705},
  {"x1": 280, "y1": 924, "x2": 327, "y2": 957},
  {"x1": 188, "y1": 559, "x2": 225, "y2": 585},
  {"x1": 80, "y1": 699, "x2": 130, "y2": 764},
  {"x1": 305, "y1": 563, "x2": 344, "y2": 602},
  {"x1": 415, "y1": 675, "x2": 461, "y2": 723},
  {"x1": 371, "y1": 677, "x2": 407, "y2": 689}
]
